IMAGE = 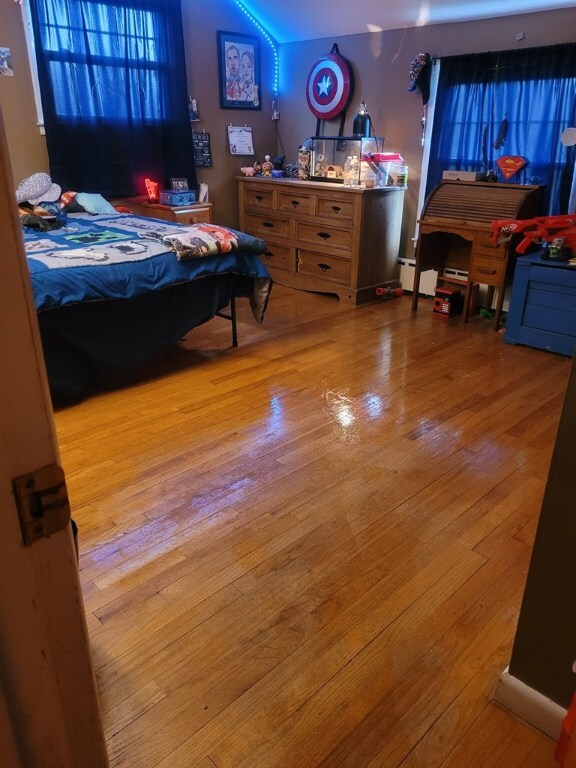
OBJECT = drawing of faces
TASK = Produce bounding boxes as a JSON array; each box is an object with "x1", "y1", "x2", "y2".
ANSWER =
[
  {"x1": 241, "y1": 51, "x2": 254, "y2": 85},
  {"x1": 226, "y1": 45, "x2": 240, "y2": 77}
]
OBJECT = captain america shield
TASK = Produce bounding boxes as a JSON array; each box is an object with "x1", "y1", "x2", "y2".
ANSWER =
[{"x1": 306, "y1": 53, "x2": 353, "y2": 120}]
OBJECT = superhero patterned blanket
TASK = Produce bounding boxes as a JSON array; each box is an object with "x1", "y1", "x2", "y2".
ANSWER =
[{"x1": 24, "y1": 212, "x2": 270, "y2": 320}]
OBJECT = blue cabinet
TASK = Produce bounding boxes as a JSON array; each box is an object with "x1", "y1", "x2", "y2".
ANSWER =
[{"x1": 505, "y1": 254, "x2": 576, "y2": 356}]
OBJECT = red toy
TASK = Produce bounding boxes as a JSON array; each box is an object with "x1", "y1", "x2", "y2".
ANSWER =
[
  {"x1": 375, "y1": 286, "x2": 403, "y2": 300},
  {"x1": 492, "y1": 214, "x2": 576, "y2": 254}
]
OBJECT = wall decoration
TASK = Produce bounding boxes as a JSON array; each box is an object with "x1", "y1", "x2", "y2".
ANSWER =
[
  {"x1": 217, "y1": 31, "x2": 260, "y2": 110},
  {"x1": 306, "y1": 44, "x2": 353, "y2": 121},
  {"x1": 227, "y1": 125, "x2": 254, "y2": 155},
  {"x1": 0, "y1": 47, "x2": 14, "y2": 76},
  {"x1": 193, "y1": 131, "x2": 212, "y2": 167}
]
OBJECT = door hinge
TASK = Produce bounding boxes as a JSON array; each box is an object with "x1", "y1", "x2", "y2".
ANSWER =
[{"x1": 12, "y1": 464, "x2": 71, "y2": 546}]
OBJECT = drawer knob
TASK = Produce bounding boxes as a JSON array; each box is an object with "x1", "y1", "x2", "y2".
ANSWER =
[
  {"x1": 316, "y1": 231, "x2": 331, "y2": 240},
  {"x1": 255, "y1": 195, "x2": 264, "y2": 202},
  {"x1": 317, "y1": 263, "x2": 332, "y2": 272},
  {"x1": 331, "y1": 206, "x2": 341, "y2": 213},
  {"x1": 290, "y1": 200, "x2": 300, "y2": 207}
]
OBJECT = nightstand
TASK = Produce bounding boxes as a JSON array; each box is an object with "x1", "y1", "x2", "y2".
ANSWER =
[{"x1": 112, "y1": 196, "x2": 212, "y2": 225}]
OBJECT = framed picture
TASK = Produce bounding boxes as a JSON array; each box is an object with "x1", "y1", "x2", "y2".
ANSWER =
[
  {"x1": 170, "y1": 178, "x2": 189, "y2": 191},
  {"x1": 217, "y1": 31, "x2": 261, "y2": 110}
]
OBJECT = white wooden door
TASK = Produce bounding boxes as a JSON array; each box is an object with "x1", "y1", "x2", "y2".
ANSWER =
[{"x1": 0, "y1": 112, "x2": 109, "y2": 766}]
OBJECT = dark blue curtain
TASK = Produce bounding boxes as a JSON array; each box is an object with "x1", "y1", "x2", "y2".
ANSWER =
[
  {"x1": 29, "y1": 0, "x2": 197, "y2": 197},
  {"x1": 427, "y1": 43, "x2": 576, "y2": 214}
]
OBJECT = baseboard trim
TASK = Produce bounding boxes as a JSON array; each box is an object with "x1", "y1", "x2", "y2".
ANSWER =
[{"x1": 493, "y1": 667, "x2": 566, "y2": 739}]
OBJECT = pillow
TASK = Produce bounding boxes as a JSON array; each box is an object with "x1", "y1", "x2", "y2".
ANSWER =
[{"x1": 75, "y1": 192, "x2": 117, "y2": 215}]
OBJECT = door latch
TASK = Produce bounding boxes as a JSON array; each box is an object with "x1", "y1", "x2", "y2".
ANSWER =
[{"x1": 12, "y1": 464, "x2": 71, "y2": 546}]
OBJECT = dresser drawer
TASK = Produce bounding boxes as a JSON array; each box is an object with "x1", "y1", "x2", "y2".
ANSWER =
[
  {"x1": 260, "y1": 241, "x2": 295, "y2": 272},
  {"x1": 297, "y1": 250, "x2": 351, "y2": 284},
  {"x1": 278, "y1": 190, "x2": 315, "y2": 216},
  {"x1": 244, "y1": 212, "x2": 291, "y2": 239},
  {"x1": 172, "y1": 206, "x2": 212, "y2": 225},
  {"x1": 469, "y1": 255, "x2": 506, "y2": 285},
  {"x1": 295, "y1": 221, "x2": 352, "y2": 252},
  {"x1": 316, "y1": 195, "x2": 355, "y2": 222},
  {"x1": 243, "y1": 184, "x2": 277, "y2": 210}
]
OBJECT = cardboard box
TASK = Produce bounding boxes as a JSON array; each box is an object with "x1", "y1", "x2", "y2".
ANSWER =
[
  {"x1": 159, "y1": 189, "x2": 196, "y2": 206},
  {"x1": 442, "y1": 170, "x2": 484, "y2": 182}
]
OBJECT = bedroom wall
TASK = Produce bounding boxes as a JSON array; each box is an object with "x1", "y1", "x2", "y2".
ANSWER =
[
  {"x1": 276, "y1": 7, "x2": 576, "y2": 260},
  {"x1": 0, "y1": 2, "x2": 49, "y2": 188},
  {"x1": 2, "y1": 4, "x2": 575, "y2": 231}
]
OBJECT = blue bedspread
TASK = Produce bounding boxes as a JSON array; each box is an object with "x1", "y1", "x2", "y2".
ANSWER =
[
  {"x1": 24, "y1": 212, "x2": 271, "y2": 317},
  {"x1": 21, "y1": 211, "x2": 272, "y2": 399}
]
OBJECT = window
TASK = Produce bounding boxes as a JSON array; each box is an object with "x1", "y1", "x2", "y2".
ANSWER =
[{"x1": 28, "y1": 0, "x2": 196, "y2": 197}]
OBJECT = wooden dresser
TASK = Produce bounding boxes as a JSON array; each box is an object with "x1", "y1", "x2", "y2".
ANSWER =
[
  {"x1": 412, "y1": 181, "x2": 543, "y2": 329},
  {"x1": 112, "y1": 196, "x2": 212, "y2": 225},
  {"x1": 238, "y1": 177, "x2": 405, "y2": 305}
]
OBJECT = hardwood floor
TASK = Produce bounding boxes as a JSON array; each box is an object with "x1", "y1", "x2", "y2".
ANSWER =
[{"x1": 53, "y1": 286, "x2": 571, "y2": 768}]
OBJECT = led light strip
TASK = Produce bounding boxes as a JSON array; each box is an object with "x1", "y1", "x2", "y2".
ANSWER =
[{"x1": 233, "y1": 0, "x2": 279, "y2": 96}]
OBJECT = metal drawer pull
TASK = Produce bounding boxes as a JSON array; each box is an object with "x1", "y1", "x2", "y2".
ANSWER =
[
  {"x1": 331, "y1": 206, "x2": 341, "y2": 213},
  {"x1": 477, "y1": 267, "x2": 497, "y2": 275},
  {"x1": 255, "y1": 195, "x2": 264, "y2": 202},
  {"x1": 316, "y1": 231, "x2": 331, "y2": 240},
  {"x1": 317, "y1": 263, "x2": 332, "y2": 272},
  {"x1": 290, "y1": 200, "x2": 300, "y2": 207}
]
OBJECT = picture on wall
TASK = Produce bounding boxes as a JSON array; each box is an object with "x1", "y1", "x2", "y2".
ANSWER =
[{"x1": 217, "y1": 31, "x2": 261, "y2": 110}]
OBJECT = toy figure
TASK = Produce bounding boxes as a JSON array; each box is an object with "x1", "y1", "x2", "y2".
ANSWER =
[
  {"x1": 253, "y1": 160, "x2": 262, "y2": 175},
  {"x1": 261, "y1": 155, "x2": 273, "y2": 176}
]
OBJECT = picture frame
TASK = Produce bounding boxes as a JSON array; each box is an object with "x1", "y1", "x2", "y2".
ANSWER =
[
  {"x1": 170, "y1": 178, "x2": 189, "y2": 191},
  {"x1": 217, "y1": 31, "x2": 261, "y2": 110}
]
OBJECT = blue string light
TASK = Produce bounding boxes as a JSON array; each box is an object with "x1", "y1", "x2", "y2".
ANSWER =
[{"x1": 232, "y1": 1, "x2": 279, "y2": 96}]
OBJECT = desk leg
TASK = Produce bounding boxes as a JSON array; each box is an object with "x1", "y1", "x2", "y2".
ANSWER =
[
  {"x1": 462, "y1": 281, "x2": 474, "y2": 324},
  {"x1": 411, "y1": 265, "x2": 422, "y2": 313}
]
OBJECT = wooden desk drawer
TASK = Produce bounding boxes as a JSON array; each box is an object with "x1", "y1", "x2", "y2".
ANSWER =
[
  {"x1": 469, "y1": 255, "x2": 506, "y2": 285},
  {"x1": 296, "y1": 221, "x2": 352, "y2": 252},
  {"x1": 474, "y1": 235, "x2": 505, "y2": 258},
  {"x1": 316, "y1": 195, "x2": 354, "y2": 222},
  {"x1": 278, "y1": 190, "x2": 315, "y2": 216},
  {"x1": 243, "y1": 185, "x2": 277, "y2": 210},
  {"x1": 244, "y1": 212, "x2": 291, "y2": 239},
  {"x1": 297, "y1": 250, "x2": 351, "y2": 284},
  {"x1": 260, "y1": 241, "x2": 295, "y2": 272}
]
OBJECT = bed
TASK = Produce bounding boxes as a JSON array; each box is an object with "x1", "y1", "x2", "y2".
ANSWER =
[{"x1": 22, "y1": 210, "x2": 272, "y2": 401}]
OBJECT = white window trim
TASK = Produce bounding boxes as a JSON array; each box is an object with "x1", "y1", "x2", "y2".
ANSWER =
[
  {"x1": 413, "y1": 58, "x2": 440, "y2": 248},
  {"x1": 20, "y1": 0, "x2": 45, "y2": 134}
]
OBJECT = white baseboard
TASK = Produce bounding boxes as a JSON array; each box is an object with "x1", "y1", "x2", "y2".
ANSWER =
[{"x1": 492, "y1": 667, "x2": 566, "y2": 739}]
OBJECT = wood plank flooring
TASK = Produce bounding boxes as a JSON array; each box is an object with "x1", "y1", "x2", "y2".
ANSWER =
[{"x1": 53, "y1": 286, "x2": 571, "y2": 768}]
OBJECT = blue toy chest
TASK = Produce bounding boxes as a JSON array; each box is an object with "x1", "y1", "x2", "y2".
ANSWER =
[
  {"x1": 505, "y1": 253, "x2": 576, "y2": 357},
  {"x1": 159, "y1": 189, "x2": 196, "y2": 206}
]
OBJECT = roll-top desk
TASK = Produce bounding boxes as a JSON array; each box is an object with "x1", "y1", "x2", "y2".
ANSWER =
[{"x1": 411, "y1": 181, "x2": 543, "y2": 329}]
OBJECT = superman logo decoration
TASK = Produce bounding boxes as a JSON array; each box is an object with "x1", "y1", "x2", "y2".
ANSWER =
[
  {"x1": 496, "y1": 155, "x2": 527, "y2": 180},
  {"x1": 306, "y1": 52, "x2": 353, "y2": 120}
]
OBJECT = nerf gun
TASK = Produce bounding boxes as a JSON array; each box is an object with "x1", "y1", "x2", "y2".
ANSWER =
[{"x1": 492, "y1": 214, "x2": 576, "y2": 254}]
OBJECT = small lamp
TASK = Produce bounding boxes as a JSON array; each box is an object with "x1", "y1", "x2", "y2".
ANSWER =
[
  {"x1": 352, "y1": 102, "x2": 372, "y2": 138},
  {"x1": 145, "y1": 178, "x2": 159, "y2": 204}
]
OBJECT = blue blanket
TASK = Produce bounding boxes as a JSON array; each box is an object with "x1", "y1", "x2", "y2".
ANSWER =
[{"x1": 24, "y1": 212, "x2": 270, "y2": 316}]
